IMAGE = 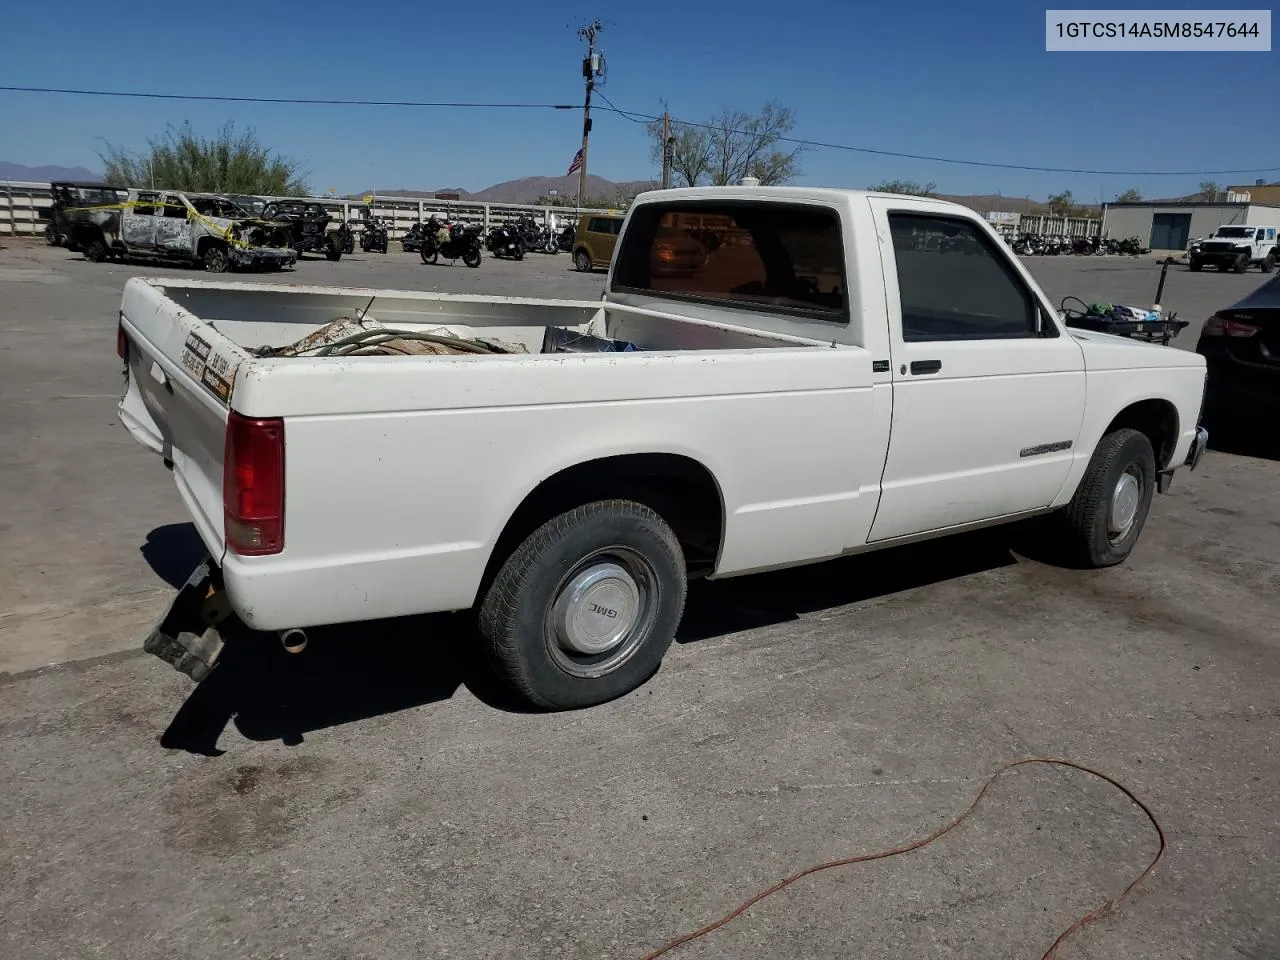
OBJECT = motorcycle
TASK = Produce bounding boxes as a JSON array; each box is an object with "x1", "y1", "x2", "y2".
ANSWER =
[
  {"x1": 556, "y1": 224, "x2": 576, "y2": 252},
  {"x1": 420, "y1": 218, "x2": 482, "y2": 268},
  {"x1": 485, "y1": 223, "x2": 525, "y2": 260},
  {"x1": 360, "y1": 218, "x2": 389, "y2": 254},
  {"x1": 401, "y1": 222, "x2": 426, "y2": 253}
]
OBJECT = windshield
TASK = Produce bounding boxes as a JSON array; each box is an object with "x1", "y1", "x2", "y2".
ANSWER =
[{"x1": 1214, "y1": 227, "x2": 1251, "y2": 238}]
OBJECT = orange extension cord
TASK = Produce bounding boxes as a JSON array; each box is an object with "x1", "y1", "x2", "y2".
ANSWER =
[{"x1": 638, "y1": 757, "x2": 1167, "y2": 960}]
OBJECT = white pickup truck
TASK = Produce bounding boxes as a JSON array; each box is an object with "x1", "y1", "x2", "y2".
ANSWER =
[{"x1": 119, "y1": 186, "x2": 1209, "y2": 709}]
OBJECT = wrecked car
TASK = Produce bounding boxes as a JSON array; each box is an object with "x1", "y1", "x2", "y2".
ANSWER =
[
  {"x1": 64, "y1": 188, "x2": 297, "y2": 272},
  {"x1": 260, "y1": 200, "x2": 350, "y2": 261},
  {"x1": 45, "y1": 181, "x2": 128, "y2": 248}
]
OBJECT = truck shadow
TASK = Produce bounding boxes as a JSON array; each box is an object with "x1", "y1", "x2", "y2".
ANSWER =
[{"x1": 152, "y1": 525, "x2": 1021, "y2": 756}]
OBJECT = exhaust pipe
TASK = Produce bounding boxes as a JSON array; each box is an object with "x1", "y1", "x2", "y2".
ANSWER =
[{"x1": 279, "y1": 628, "x2": 309, "y2": 654}]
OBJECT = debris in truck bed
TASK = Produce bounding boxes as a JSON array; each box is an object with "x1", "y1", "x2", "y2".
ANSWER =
[
  {"x1": 542, "y1": 327, "x2": 640, "y2": 354},
  {"x1": 251, "y1": 316, "x2": 527, "y2": 359}
]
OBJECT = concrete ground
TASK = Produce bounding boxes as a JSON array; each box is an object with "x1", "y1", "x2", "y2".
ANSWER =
[{"x1": 1, "y1": 238, "x2": 1278, "y2": 960}]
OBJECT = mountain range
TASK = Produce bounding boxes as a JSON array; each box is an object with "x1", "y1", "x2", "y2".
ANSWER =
[
  {"x1": 1, "y1": 161, "x2": 105, "y2": 182},
  {"x1": 2, "y1": 161, "x2": 1219, "y2": 212},
  {"x1": 354, "y1": 174, "x2": 660, "y2": 205}
]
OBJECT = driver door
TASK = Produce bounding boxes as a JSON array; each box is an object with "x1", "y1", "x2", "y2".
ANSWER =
[{"x1": 866, "y1": 198, "x2": 1087, "y2": 543}]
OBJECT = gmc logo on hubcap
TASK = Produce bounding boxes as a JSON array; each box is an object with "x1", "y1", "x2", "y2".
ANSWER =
[{"x1": 589, "y1": 603, "x2": 618, "y2": 619}]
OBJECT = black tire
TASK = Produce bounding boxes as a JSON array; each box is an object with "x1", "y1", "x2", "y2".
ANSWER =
[
  {"x1": 477, "y1": 500, "x2": 687, "y2": 710},
  {"x1": 202, "y1": 244, "x2": 231, "y2": 273},
  {"x1": 1261, "y1": 251, "x2": 1275, "y2": 274},
  {"x1": 1057, "y1": 428, "x2": 1156, "y2": 568},
  {"x1": 1233, "y1": 253, "x2": 1249, "y2": 274},
  {"x1": 45, "y1": 224, "x2": 59, "y2": 246},
  {"x1": 1188, "y1": 259, "x2": 1202, "y2": 272},
  {"x1": 463, "y1": 248, "x2": 482, "y2": 268},
  {"x1": 421, "y1": 249, "x2": 438, "y2": 265},
  {"x1": 84, "y1": 238, "x2": 108, "y2": 263},
  {"x1": 574, "y1": 249, "x2": 592, "y2": 272},
  {"x1": 325, "y1": 233, "x2": 343, "y2": 262},
  {"x1": 514, "y1": 243, "x2": 524, "y2": 261}
]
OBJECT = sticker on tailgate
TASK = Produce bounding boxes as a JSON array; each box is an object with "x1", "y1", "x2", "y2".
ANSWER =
[{"x1": 181, "y1": 331, "x2": 235, "y2": 405}]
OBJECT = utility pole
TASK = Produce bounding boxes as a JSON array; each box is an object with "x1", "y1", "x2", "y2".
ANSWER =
[
  {"x1": 576, "y1": 19, "x2": 604, "y2": 210},
  {"x1": 661, "y1": 110, "x2": 672, "y2": 189}
]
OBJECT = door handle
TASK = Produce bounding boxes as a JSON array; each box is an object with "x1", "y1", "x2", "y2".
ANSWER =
[{"x1": 910, "y1": 359, "x2": 942, "y2": 375}]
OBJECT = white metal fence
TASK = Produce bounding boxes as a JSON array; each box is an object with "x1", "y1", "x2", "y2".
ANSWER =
[{"x1": 0, "y1": 180, "x2": 612, "y2": 239}]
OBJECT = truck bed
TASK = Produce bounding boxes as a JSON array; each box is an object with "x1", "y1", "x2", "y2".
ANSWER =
[{"x1": 118, "y1": 277, "x2": 878, "y2": 631}]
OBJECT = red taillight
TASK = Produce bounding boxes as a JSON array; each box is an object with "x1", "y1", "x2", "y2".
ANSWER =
[
  {"x1": 1202, "y1": 313, "x2": 1260, "y2": 337},
  {"x1": 223, "y1": 411, "x2": 285, "y2": 556},
  {"x1": 117, "y1": 318, "x2": 128, "y2": 360}
]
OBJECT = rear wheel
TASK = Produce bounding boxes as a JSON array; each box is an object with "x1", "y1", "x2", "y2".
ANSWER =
[
  {"x1": 84, "y1": 238, "x2": 108, "y2": 263},
  {"x1": 1056, "y1": 428, "x2": 1156, "y2": 568},
  {"x1": 1261, "y1": 251, "x2": 1276, "y2": 274},
  {"x1": 574, "y1": 249, "x2": 592, "y2": 272},
  {"x1": 477, "y1": 500, "x2": 687, "y2": 710},
  {"x1": 463, "y1": 248, "x2": 482, "y2": 268}
]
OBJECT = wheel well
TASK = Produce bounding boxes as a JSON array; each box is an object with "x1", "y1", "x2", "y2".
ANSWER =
[
  {"x1": 197, "y1": 236, "x2": 226, "y2": 257},
  {"x1": 73, "y1": 223, "x2": 104, "y2": 246},
  {"x1": 483, "y1": 454, "x2": 725, "y2": 588},
  {"x1": 1104, "y1": 399, "x2": 1179, "y2": 468}
]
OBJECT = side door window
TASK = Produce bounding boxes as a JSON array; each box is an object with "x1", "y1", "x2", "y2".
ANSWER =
[
  {"x1": 888, "y1": 213, "x2": 1051, "y2": 341},
  {"x1": 123, "y1": 192, "x2": 159, "y2": 247}
]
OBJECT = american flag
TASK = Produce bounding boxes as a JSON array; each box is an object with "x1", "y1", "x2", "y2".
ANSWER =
[{"x1": 567, "y1": 148, "x2": 584, "y2": 176}]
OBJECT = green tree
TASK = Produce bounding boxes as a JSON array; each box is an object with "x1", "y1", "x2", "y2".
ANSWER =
[
  {"x1": 1048, "y1": 190, "x2": 1074, "y2": 217},
  {"x1": 1114, "y1": 188, "x2": 1142, "y2": 202},
  {"x1": 99, "y1": 122, "x2": 309, "y2": 196},
  {"x1": 647, "y1": 101, "x2": 804, "y2": 187},
  {"x1": 868, "y1": 180, "x2": 937, "y2": 196},
  {"x1": 1198, "y1": 181, "x2": 1223, "y2": 201}
]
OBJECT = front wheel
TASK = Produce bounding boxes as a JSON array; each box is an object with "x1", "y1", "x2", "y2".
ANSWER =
[
  {"x1": 84, "y1": 238, "x2": 108, "y2": 263},
  {"x1": 477, "y1": 500, "x2": 687, "y2": 710},
  {"x1": 1056, "y1": 428, "x2": 1156, "y2": 568},
  {"x1": 1188, "y1": 259, "x2": 1202, "y2": 272},
  {"x1": 513, "y1": 243, "x2": 525, "y2": 261},
  {"x1": 202, "y1": 244, "x2": 231, "y2": 273},
  {"x1": 421, "y1": 248, "x2": 438, "y2": 265},
  {"x1": 1233, "y1": 253, "x2": 1249, "y2": 274},
  {"x1": 463, "y1": 248, "x2": 482, "y2": 268},
  {"x1": 326, "y1": 234, "x2": 343, "y2": 261}
]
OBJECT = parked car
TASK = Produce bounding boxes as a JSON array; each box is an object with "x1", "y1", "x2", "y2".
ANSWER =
[
  {"x1": 117, "y1": 186, "x2": 1208, "y2": 710},
  {"x1": 64, "y1": 189, "x2": 296, "y2": 272},
  {"x1": 571, "y1": 214, "x2": 625, "y2": 272},
  {"x1": 1195, "y1": 273, "x2": 1280, "y2": 432}
]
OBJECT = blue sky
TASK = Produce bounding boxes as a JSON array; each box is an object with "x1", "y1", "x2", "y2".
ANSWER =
[{"x1": 2, "y1": 0, "x2": 1276, "y2": 200}]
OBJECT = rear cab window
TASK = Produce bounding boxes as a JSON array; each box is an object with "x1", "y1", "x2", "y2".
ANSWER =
[{"x1": 611, "y1": 200, "x2": 848, "y2": 321}]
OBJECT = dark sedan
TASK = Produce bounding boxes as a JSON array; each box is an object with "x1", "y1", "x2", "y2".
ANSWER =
[{"x1": 1195, "y1": 274, "x2": 1280, "y2": 436}]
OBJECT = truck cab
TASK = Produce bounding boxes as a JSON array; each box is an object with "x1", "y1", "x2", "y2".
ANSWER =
[{"x1": 1189, "y1": 225, "x2": 1277, "y2": 273}]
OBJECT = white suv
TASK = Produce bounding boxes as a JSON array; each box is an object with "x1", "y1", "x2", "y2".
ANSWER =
[{"x1": 1189, "y1": 225, "x2": 1277, "y2": 273}]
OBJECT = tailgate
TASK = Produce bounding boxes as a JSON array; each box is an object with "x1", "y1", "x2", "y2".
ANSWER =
[{"x1": 117, "y1": 277, "x2": 241, "y2": 560}]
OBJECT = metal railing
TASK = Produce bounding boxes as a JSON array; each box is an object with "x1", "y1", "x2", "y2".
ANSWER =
[{"x1": 0, "y1": 180, "x2": 613, "y2": 239}]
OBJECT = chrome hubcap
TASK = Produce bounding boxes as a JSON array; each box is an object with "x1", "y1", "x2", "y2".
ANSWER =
[
  {"x1": 546, "y1": 548, "x2": 659, "y2": 680},
  {"x1": 1109, "y1": 470, "x2": 1141, "y2": 540},
  {"x1": 553, "y1": 562, "x2": 639, "y2": 655}
]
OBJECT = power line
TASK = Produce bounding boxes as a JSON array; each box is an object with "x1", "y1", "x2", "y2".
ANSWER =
[
  {"x1": 0, "y1": 85, "x2": 576, "y2": 110},
  {"x1": 593, "y1": 91, "x2": 1280, "y2": 178},
  {"x1": 4, "y1": 83, "x2": 1279, "y2": 178}
]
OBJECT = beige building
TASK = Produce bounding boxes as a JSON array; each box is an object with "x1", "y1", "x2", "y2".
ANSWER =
[
  {"x1": 1226, "y1": 181, "x2": 1280, "y2": 205},
  {"x1": 1101, "y1": 200, "x2": 1280, "y2": 252}
]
